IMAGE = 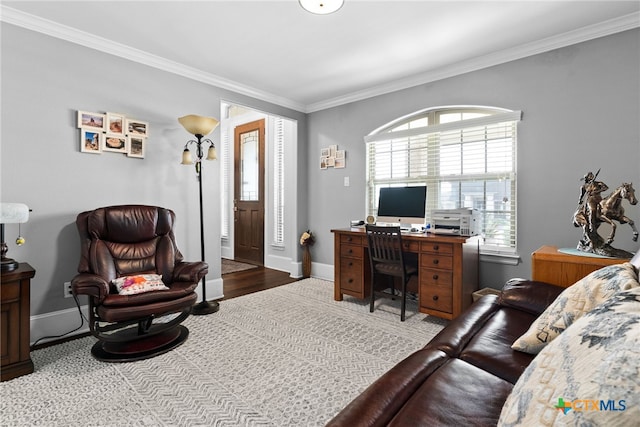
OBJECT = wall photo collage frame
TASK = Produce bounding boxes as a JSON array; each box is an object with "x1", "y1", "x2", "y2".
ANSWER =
[
  {"x1": 320, "y1": 144, "x2": 346, "y2": 170},
  {"x1": 78, "y1": 110, "x2": 148, "y2": 158}
]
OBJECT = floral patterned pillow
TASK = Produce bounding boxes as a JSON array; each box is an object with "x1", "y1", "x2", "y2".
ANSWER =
[
  {"x1": 511, "y1": 262, "x2": 639, "y2": 354},
  {"x1": 499, "y1": 287, "x2": 640, "y2": 426},
  {"x1": 112, "y1": 274, "x2": 169, "y2": 295}
]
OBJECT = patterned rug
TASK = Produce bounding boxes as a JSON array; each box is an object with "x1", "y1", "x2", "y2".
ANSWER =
[
  {"x1": 222, "y1": 258, "x2": 258, "y2": 274},
  {"x1": 0, "y1": 278, "x2": 448, "y2": 427}
]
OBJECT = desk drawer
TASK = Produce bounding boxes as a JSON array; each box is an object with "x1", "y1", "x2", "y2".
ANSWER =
[
  {"x1": 340, "y1": 258, "x2": 363, "y2": 293},
  {"x1": 420, "y1": 282, "x2": 453, "y2": 314},
  {"x1": 421, "y1": 242, "x2": 453, "y2": 255},
  {"x1": 340, "y1": 234, "x2": 363, "y2": 245},
  {"x1": 401, "y1": 240, "x2": 420, "y2": 252},
  {"x1": 420, "y1": 268, "x2": 453, "y2": 287},
  {"x1": 341, "y1": 244, "x2": 363, "y2": 259},
  {"x1": 421, "y1": 254, "x2": 453, "y2": 270}
]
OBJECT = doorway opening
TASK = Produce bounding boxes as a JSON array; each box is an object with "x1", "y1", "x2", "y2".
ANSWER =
[{"x1": 219, "y1": 102, "x2": 299, "y2": 276}]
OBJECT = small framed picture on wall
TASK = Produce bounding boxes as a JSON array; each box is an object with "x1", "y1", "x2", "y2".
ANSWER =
[
  {"x1": 103, "y1": 135, "x2": 127, "y2": 153},
  {"x1": 127, "y1": 119, "x2": 148, "y2": 137},
  {"x1": 80, "y1": 129, "x2": 103, "y2": 154},
  {"x1": 320, "y1": 156, "x2": 328, "y2": 170},
  {"x1": 77, "y1": 111, "x2": 105, "y2": 130},
  {"x1": 127, "y1": 136, "x2": 145, "y2": 158},
  {"x1": 106, "y1": 112, "x2": 125, "y2": 135}
]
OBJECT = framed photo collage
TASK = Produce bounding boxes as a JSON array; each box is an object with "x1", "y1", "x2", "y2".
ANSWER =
[
  {"x1": 320, "y1": 144, "x2": 346, "y2": 170},
  {"x1": 78, "y1": 110, "x2": 148, "y2": 158}
]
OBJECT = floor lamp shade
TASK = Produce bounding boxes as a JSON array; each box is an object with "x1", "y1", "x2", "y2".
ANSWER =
[{"x1": 178, "y1": 115, "x2": 219, "y2": 136}]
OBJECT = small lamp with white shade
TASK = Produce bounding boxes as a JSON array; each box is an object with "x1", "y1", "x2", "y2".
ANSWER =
[{"x1": 1, "y1": 203, "x2": 29, "y2": 272}]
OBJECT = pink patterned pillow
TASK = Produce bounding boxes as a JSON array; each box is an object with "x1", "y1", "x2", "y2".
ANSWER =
[{"x1": 112, "y1": 274, "x2": 169, "y2": 295}]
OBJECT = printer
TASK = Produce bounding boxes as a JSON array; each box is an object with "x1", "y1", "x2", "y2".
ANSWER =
[{"x1": 431, "y1": 208, "x2": 480, "y2": 236}]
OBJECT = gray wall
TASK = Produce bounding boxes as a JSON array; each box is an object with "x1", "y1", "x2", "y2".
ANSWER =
[
  {"x1": 306, "y1": 28, "x2": 640, "y2": 287},
  {"x1": 1, "y1": 24, "x2": 306, "y2": 323}
]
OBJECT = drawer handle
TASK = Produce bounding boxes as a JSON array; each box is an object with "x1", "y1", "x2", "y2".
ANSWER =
[
  {"x1": 432, "y1": 295, "x2": 439, "y2": 301},
  {"x1": 347, "y1": 237, "x2": 352, "y2": 242},
  {"x1": 348, "y1": 249, "x2": 353, "y2": 254},
  {"x1": 433, "y1": 245, "x2": 439, "y2": 251},
  {"x1": 348, "y1": 262, "x2": 353, "y2": 267},
  {"x1": 348, "y1": 279, "x2": 353, "y2": 283},
  {"x1": 433, "y1": 259, "x2": 439, "y2": 265},
  {"x1": 432, "y1": 274, "x2": 439, "y2": 280}
]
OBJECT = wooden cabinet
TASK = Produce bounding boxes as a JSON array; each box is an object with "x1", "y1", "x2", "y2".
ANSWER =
[
  {"x1": 335, "y1": 233, "x2": 368, "y2": 299},
  {"x1": 1, "y1": 263, "x2": 35, "y2": 381},
  {"x1": 531, "y1": 245, "x2": 630, "y2": 288},
  {"x1": 332, "y1": 229, "x2": 479, "y2": 320},
  {"x1": 420, "y1": 242, "x2": 455, "y2": 315}
]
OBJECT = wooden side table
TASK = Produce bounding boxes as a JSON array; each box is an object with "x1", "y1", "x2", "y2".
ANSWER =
[
  {"x1": 531, "y1": 246, "x2": 629, "y2": 288},
  {"x1": 1, "y1": 263, "x2": 35, "y2": 381}
]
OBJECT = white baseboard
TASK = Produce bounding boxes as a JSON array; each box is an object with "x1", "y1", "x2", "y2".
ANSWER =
[
  {"x1": 265, "y1": 253, "x2": 297, "y2": 277},
  {"x1": 30, "y1": 302, "x2": 90, "y2": 346},
  {"x1": 199, "y1": 277, "x2": 224, "y2": 301},
  {"x1": 310, "y1": 261, "x2": 334, "y2": 281}
]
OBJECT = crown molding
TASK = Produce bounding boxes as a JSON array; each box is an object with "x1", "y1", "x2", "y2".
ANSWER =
[
  {"x1": 305, "y1": 11, "x2": 640, "y2": 113},
  {"x1": 2, "y1": 6, "x2": 638, "y2": 114},
  {"x1": 0, "y1": 5, "x2": 307, "y2": 113}
]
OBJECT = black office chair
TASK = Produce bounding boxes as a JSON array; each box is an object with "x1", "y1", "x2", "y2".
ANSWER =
[{"x1": 365, "y1": 225, "x2": 419, "y2": 321}]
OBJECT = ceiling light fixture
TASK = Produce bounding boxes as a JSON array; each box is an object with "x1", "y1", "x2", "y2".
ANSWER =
[{"x1": 299, "y1": 0, "x2": 344, "y2": 15}]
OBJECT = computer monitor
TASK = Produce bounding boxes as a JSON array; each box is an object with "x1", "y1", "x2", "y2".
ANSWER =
[{"x1": 376, "y1": 186, "x2": 427, "y2": 229}]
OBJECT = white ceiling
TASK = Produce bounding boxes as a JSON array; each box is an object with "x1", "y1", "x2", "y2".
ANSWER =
[{"x1": 3, "y1": 1, "x2": 639, "y2": 112}]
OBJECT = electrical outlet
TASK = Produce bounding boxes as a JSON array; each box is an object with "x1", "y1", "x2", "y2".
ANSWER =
[{"x1": 64, "y1": 281, "x2": 73, "y2": 298}]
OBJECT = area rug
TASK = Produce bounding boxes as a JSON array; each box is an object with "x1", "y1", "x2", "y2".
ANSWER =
[
  {"x1": 222, "y1": 258, "x2": 258, "y2": 274},
  {"x1": 0, "y1": 278, "x2": 448, "y2": 427}
]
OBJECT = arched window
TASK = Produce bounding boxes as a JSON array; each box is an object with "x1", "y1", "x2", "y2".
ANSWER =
[{"x1": 365, "y1": 106, "x2": 522, "y2": 252}]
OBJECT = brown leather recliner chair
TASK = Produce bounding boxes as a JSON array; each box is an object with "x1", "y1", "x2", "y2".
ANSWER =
[{"x1": 71, "y1": 205, "x2": 207, "y2": 362}]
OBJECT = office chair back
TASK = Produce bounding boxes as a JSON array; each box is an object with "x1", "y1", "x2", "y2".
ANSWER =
[
  {"x1": 366, "y1": 225, "x2": 418, "y2": 321},
  {"x1": 366, "y1": 225, "x2": 407, "y2": 277}
]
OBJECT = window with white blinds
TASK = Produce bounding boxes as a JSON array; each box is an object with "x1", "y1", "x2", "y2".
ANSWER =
[
  {"x1": 365, "y1": 107, "x2": 521, "y2": 252},
  {"x1": 273, "y1": 118, "x2": 285, "y2": 245}
]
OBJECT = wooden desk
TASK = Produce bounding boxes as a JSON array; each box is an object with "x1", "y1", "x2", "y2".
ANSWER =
[
  {"x1": 1, "y1": 263, "x2": 35, "y2": 381},
  {"x1": 531, "y1": 245, "x2": 630, "y2": 288},
  {"x1": 332, "y1": 228, "x2": 479, "y2": 320}
]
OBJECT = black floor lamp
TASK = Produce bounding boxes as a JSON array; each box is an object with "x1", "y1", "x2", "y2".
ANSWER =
[{"x1": 178, "y1": 114, "x2": 220, "y2": 315}]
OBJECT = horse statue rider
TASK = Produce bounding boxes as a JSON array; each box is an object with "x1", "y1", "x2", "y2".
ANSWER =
[
  {"x1": 578, "y1": 170, "x2": 608, "y2": 234},
  {"x1": 573, "y1": 169, "x2": 637, "y2": 258}
]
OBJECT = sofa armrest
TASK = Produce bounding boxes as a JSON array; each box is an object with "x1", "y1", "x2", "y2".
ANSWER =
[
  {"x1": 498, "y1": 278, "x2": 564, "y2": 316},
  {"x1": 423, "y1": 294, "x2": 501, "y2": 357},
  {"x1": 71, "y1": 273, "x2": 110, "y2": 302},
  {"x1": 326, "y1": 349, "x2": 449, "y2": 427},
  {"x1": 172, "y1": 261, "x2": 208, "y2": 284}
]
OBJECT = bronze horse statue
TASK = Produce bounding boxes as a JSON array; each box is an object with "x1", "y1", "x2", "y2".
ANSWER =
[{"x1": 573, "y1": 182, "x2": 638, "y2": 257}]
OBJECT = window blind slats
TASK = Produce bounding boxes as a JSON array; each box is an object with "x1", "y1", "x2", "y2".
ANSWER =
[
  {"x1": 273, "y1": 118, "x2": 285, "y2": 245},
  {"x1": 221, "y1": 128, "x2": 230, "y2": 239}
]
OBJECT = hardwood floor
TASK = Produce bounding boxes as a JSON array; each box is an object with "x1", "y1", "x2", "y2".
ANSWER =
[{"x1": 222, "y1": 265, "x2": 299, "y2": 300}]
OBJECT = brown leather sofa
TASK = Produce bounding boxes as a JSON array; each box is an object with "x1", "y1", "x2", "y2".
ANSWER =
[
  {"x1": 329, "y1": 251, "x2": 640, "y2": 426},
  {"x1": 326, "y1": 278, "x2": 566, "y2": 426}
]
